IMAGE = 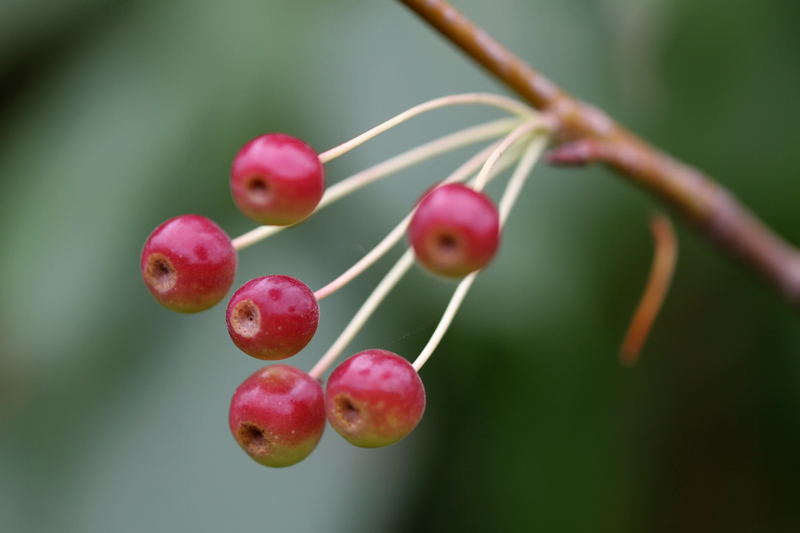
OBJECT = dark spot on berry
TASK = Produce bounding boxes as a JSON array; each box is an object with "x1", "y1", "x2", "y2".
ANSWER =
[
  {"x1": 268, "y1": 288, "x2": 281, "y2": 301},
  {"x1": 245, "y1": 176, "x2": 271, "y2": 204},
  {"x1": 193, "y1": 245, "x2": 208, "y2": 261},
  {"x1": 334, "y1": 395, "x2": 362, "y2": 431},
  {"x1": 433, "y1": 232, "x2": 463, "y2": 267},
  {"x1": 144, "y1": 253, "x2": 177, "y2": 292},
  {"x1": 239, "y1": 423, "x2": 270, "y2": 455},
  {"x1": 231, "y1": 299, "x2": 260, "y2": 337},
  {"x1": 436, "y1": 233, "x2": 458, "y2": 252}
]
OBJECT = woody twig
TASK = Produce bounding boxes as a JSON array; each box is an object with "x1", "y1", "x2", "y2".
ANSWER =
[{"x1": 399, "y1": 0, "x2": 800, "y2": 306}]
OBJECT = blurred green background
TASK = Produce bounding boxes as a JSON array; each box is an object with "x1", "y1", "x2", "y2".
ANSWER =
[{"x1": 1, "y1": 0, "x2": 799, "y2": 531}]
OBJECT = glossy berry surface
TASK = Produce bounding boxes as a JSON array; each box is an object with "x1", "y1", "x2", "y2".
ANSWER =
[
  {"x1": 409, "y1": 183, "x2": 500, "y2": 277},
  {"x1": 325, "y1": 349, "x2": 425, "y2": 448},
  {"x1": 226, "y1": 275, "x2": 319, "y2": 360},
  {"x1": 229, "y1": 365, "x2": 325, "y2": 467},
  {"x1": 231, "y1": 133, "x2": 325, "y2": 226},
  {"x1": 141, "y1": 214, "x2": 237, "y2": 313}
]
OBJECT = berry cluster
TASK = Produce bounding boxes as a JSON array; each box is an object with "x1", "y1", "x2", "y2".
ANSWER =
[{"x1": 140, "y1": 94, "x2": 550, "y2": 467}]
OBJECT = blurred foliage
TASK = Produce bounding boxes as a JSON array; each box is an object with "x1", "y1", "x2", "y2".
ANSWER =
[{"x1": 1, "y1": 0, "x2": 799, "y2": 531}]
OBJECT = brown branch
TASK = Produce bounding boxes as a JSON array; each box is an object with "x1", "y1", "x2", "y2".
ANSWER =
[{"x1": 398, "y1": 0, "x2": 800, "y2": 306}]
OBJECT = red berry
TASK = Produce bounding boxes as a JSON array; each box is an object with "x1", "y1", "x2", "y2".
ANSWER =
[
  {"x1": 325, "y1": 349, "x2": 425, "y2": 448},
  {"x1": 141, "y1": 215, "x2": 237, "y2": 313},
  {"x1": 229, "y1": 365, "x2": 325, "y2": 467},
  {"x1": 230, "y1": 133, "x2": 325, "y2": 226},
  {"x1": 409, "y1": 183, "x2": 500, "y2": 277},
  {"x1": 226, "y1": 275, "x2": 319, "y2": 360}
]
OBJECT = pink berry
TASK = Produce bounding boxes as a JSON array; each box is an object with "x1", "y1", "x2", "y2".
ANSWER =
[
  {"x1": 325, "y1": 349, "x2": 425, "y2": 448},
  {"x1": 226, "y1": 275, "x2": 319, "y2": 360},
  {"x1": 230, "y1": 133, "x2": 325, "y2": 226},
  {"x1": 141, "y1": 215, "x2": 237, "y2": 313},
  {"x1": 229, "y1": 365, "x2": 325, "y2": 467},
  {"x1": 409, "y1": 183, "x2": 500, "y2": 277}
]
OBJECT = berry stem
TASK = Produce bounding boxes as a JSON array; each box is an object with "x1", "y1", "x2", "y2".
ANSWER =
[
  {"x1": 318, "y1": 93, "x2": 535, "y2": 164},
  {"x1": 319, "y1": 118, "x2": 519, "y2": 206},
  {"x1": 231, "y1": 118, "x2": 520, "y2": 251},
  {"x1": 412, "y1": 271, "x2": 478, "y2": 372},
  {"x1": 232, "y1": 225, "x2": 283, "y2": 251},
  {"x1": 412, "y1": 136, "x2": 548, "y2": 371},
  {"x1": 497, "y1": 135, "x2": 549, "y2": 224},
  {"x1": 308, "y1": 249, "x2": 416, "y2": 380},
  {"x1": 313, "y1": 212, "x2": 414, "y2": 302},
  {"x1": 472, "y1": 117, "x2": 545, "y2": 192}
]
